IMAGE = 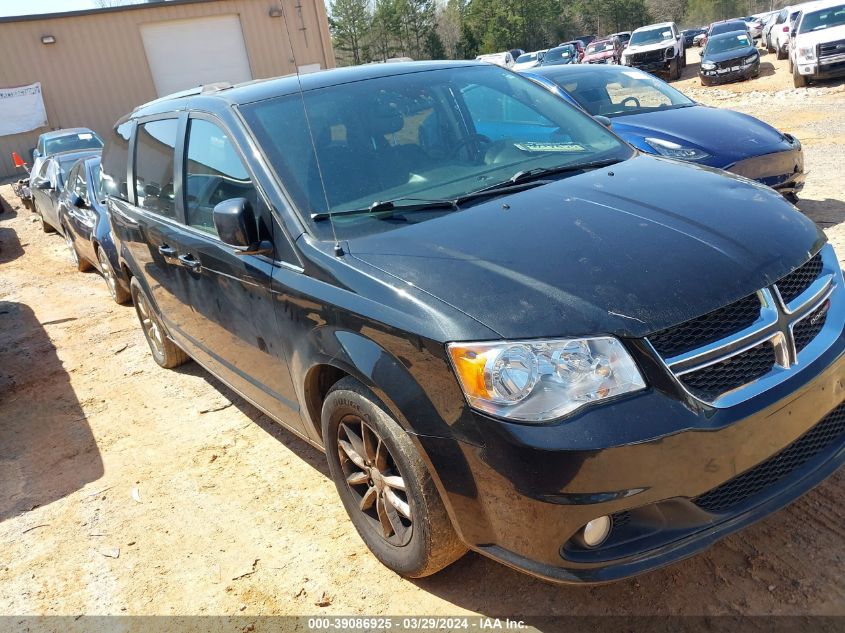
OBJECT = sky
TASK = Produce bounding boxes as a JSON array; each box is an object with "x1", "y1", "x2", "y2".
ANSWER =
[{"x1": 0, "y1": 0, "x2": 133, "y2": 18}]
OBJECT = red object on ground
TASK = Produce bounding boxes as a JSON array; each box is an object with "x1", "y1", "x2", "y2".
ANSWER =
[{"x1": 12, "y1": 152, "x2": 27, "y2": 169}]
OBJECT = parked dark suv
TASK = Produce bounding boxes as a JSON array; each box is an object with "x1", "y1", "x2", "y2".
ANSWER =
[{"x1": 104, "y1": 62, "x2": 845, "y2": 584}]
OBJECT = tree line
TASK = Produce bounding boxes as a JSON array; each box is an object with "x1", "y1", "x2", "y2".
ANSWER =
[{"x1": 328, "y1": 0, "x2": 795, "y2": 66}]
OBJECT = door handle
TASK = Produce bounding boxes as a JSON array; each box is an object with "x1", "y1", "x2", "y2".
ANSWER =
[
  {"x1": 177, "y1": 253, "x2": 202, "y2": 273},
  {"x1": 158, "y1": 244, "x2": 177, "y2": 258}
]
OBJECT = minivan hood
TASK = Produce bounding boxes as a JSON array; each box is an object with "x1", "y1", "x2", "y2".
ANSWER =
[
  {"x1": 611, "y1": 105, "x2": 789, "y2": 166},
  {"x1": 346, "y1": 155, "x2": 823, "y2": 340}
]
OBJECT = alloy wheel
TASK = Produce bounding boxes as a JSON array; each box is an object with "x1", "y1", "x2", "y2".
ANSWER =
[
  {"x1": 98, "y1": 248, "x2": 118, "y2": 299},
  {"x1": 338, "y1": 416, "x2": 413, "y2": 546},
  {"x1": 135, "y1": 291, "x2": 164, "y2": 358}
]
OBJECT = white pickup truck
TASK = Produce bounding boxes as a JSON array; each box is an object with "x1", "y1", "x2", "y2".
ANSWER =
[
  {"x1": 621, "y1": 22, "x2": 686, "y2": 80},
  {"x1": 790, "y1": 0, "x2": 845, "y2": 87}
]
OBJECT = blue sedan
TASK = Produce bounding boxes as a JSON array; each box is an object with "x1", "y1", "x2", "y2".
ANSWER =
[{"x1": 522, "y1": 64, "x2": 804, "y2": 199}]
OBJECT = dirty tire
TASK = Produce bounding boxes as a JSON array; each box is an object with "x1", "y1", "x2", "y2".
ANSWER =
[
  {"x1": 98, "y1": 246, "x2": 131, "y2": 305},
  {"x1": 39, "y1": 210, "x2": 55, "y2": 233},
  {"x1": 130, "y1": 277, "x2": 189, "y2": 369},
  {"x1": 670, "y1": 57, "x2": 681, "y2": 80},
  {"x1": 777, "y1": 46, "x2": 786, "y2": 60},
  {"x1": 64, "y1": 227, "x2": 92, "y2": 272},
  {"x1": 793, "y1": 66, "x2": 807, "y2": 88},
  {"x1": 322, "y1": 377, "x2": 467, "y2": 578}
]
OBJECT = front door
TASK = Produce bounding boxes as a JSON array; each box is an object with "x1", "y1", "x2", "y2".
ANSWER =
[{"x1": 175, "y1": 115, "x2": 301, "y2": 429}]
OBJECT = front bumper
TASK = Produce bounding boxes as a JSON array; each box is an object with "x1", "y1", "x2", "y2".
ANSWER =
[
  {"x1": 725, "y1": 141, "x2": 805, "y2": 195},
  {"x1": 418, "y1": 319, "x2": 845, "y2": 583},
  {"x1": 796, "y1": 54, "x2": 845, "y2": 80},
  {"x1": 627, "y1": 58, "x2": 671, "y2": 74},
  {"x1": 700, "y1": 60, "x2": 759, "y2": 84}
]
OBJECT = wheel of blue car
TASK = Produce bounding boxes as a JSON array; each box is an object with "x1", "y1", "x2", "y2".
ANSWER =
[
  {"x1": 64, "y1": 226, "x2": 92, "y2": 272},
  {"x1": 97, "y1": 246, "x2": 131, "y2": 305},
  {"x1": 130, "y1": 277, "x2": 189, "y2": 369},
  {"x1": 322, "y1": 377, "x2": 466, "y2": 577}
]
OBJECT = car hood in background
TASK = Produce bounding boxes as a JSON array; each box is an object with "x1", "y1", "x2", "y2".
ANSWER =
[
  {"x1": 624, "y1": 41, "x2": 674, "y2": 55},
  {"x1": 610, "y1": 105, "x2": 792, "y2": 167},
  {"x1": 702, "y1": 45, "x2": 757, "y2": 64},
  {"x1": 346, "y1": 155, "x2": 822, "y2": 340}
]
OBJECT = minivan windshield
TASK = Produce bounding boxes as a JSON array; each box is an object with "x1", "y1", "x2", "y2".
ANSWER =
[
  {"x1": 629, "y1": 27, "x2": 673, "y2": 46},
  {"x1": 241, "y1": 65, "x2": 632, "y2": 238},
  {"x1": 799, "y1": 4, "x2": 845, "y2": 32}
]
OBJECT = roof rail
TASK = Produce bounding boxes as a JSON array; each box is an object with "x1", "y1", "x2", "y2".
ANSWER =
[{"x1": 133, "y1": 82, "x2": 234, "y2": 112}]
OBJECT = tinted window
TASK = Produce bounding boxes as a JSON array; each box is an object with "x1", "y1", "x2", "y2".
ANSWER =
[
  {"x1": 135, "y1": 119, "x2": 178, "y2": 218},
  {"x1": 102, "y1": 121, "x2": 132, "y2": 201},
  {"x1": 184, "y1": 118, "x2": 257, "y2": 236}
]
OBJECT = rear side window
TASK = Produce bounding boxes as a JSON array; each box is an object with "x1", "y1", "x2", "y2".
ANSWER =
[
  {"x1": 135, "y1": 119, "x2": 178, "y2": 218},
  {"x1": 102, "y1": 121, "x2": 132, "y2": 201},
  {"x1": 184, "y1": 118, "x2": 257, "y2": 236}
]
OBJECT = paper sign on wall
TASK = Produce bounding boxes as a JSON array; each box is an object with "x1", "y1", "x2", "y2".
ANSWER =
[{"x1": 0, "y1": 82, "x2": 48, "y2": 136}]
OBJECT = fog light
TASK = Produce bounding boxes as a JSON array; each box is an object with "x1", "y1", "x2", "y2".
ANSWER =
[{"x1": 582, "y1": 515, "x2": 612, "y2": 547}]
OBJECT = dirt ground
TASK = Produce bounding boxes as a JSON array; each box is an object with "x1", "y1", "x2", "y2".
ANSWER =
[{"x1": 1, "y1": 48, "x2": 844, "y2": 624}]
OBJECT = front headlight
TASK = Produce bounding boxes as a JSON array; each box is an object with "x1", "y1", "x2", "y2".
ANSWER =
[
  {"x1": 645, "y1": 137, "x2": 710, "y2": 160},
  {"x1": 665, "y1": 46, "x2": 675, "y2": 58},
  {"x1": 744, "y1": 54, "x2": 758, "y2": 64},
  {"x1": 447, "y1": 337, "x2": 646, "y2": 422},
  {"x1": 797, "y1": 46, "x2": 815, "y2": 61},
  {"x1": 701, "y1": 62, "x2": 716, "y2": 70},
  {"x1": 620, "y1": 55, "x2": 629, "y2": 65}
]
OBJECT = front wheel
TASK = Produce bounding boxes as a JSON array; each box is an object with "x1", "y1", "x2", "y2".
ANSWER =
[
  {"x1": 777, "y1": 46, "x2": 786, "y2": 60},
  {"x1": 793, "y1": 66, "x2": 808, "y2": 88},
  {"x1": 322, "y1": 377, "x2": 466, "y2": 578}
]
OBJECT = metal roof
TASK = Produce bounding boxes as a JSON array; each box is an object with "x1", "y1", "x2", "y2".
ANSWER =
[{"x1": 0, "y1": 0, "x2": 227, "y2": 24}]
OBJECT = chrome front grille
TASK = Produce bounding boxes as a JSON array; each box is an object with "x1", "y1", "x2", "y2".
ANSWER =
[{"x1": 648, "y1": 245, "x2": 843, "y2": 407}]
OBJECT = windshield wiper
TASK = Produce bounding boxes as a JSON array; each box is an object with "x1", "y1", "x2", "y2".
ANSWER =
[
  {"x1": 311, "y1": 198, "x2": 458, "y2": 221},
  {"x1": 311, "y1": 158, "x2": 622, "y2": 221},
  {"x1": 496, "y1": 157, "x2": 623, "y2": 187}
]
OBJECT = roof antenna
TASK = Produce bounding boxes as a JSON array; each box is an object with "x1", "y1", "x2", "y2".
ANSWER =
[{"x1": 279, "y1": 3, "x2": 343, "y2": 256}]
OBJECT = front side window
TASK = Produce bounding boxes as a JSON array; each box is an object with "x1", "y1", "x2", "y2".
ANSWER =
[
  {"x1": 184, "y1": 118, "x2": 257, "y2": 236},
  {"x1": 65, "y1": 164, "x2": 81, "y2": 194},
  {"x1": 241, "y1": 65, "x2": 631, "y2": 238},
  {"x1": 134, "y1": 119, "x2": 178, "y2": 218}
]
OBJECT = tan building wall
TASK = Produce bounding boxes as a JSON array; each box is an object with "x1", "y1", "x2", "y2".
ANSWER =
[{"x1": 0, "y1": 0, "x2": 334, "y2": 179}]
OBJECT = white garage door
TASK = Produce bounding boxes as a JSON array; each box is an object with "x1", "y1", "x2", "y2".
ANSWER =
[{"x1": 141, "y1": 15, "x2": 253, "y2": 97}]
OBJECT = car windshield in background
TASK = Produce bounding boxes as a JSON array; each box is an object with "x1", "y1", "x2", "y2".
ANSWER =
[
  {"x1": 241, "y1": 65, "x2": 631, "y2": 237},
  {"x1": 799, "y1": 5, "x2": 845, "y2": 32},
  {"x1": 516, "y1": 52, "x2": 539, "y2": 63},
  {"x1": 586, "y1": 41, "x2": 612, "y2": 53},
  {"x1": 629, "y1": 28, "x2": 673, "y2": 46},
  {"x1": 44, "y1": 133, "x2": 103, "y2": 155},
  {"x1": 544, "y1": 46, "x2": 574, "y2": 62},
  {"x1": 711, "y1": 21, "x2": 747, "y2": 36},
  {"x1": 548, "y1": 67, "x2": 694, "y2": 117},
  {"x1": 707, "y1": 32, "x2": 752, "y2": 53}
]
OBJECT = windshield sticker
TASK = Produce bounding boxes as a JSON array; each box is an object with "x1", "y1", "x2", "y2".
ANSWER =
[
  {"x1": 78, "y1": 133, "x2": 93, "y2": 140},
  {"x1": 514, "y1": 142, "x2": 587, "y2": 153},
  {"x1": 622, "y1": 70, "x2": 649, "y2": 80}
]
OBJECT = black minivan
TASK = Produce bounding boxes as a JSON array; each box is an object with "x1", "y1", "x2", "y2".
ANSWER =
[{"x1": 103, "y1": 62, "x2": 845, "y2": 584}]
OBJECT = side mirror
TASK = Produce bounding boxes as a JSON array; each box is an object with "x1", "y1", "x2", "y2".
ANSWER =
[
  {"x1": 70, "y1": 192, "x2": 86, "y2": 208},
  {"x1": 213, "y1": 198, "x2": 271, "y2": 255},
  {"x1": 36, "y1": 180, "x2": 52, "y2": 190},
  {"x1": 594, "y1": 115, "x2": 613, "y2": 128}
]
